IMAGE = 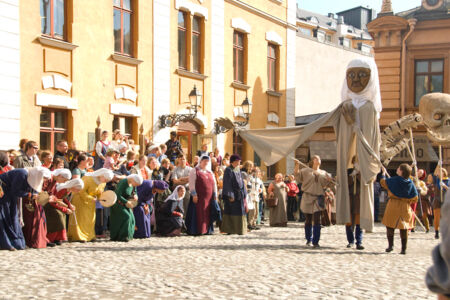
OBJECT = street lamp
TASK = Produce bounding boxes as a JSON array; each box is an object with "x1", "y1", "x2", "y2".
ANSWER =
[
  {"x1": 189, "y1": 85, "x2": 202, "y2": 114},
  {"x1": 159, "y1": 85, "x2": 203, "y2": 128},
  {"x1": 214, "y1": 97, "x2": 253, "y2": 134}
]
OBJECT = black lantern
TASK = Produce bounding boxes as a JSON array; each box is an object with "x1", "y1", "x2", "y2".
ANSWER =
[
  {"x1": 159, "y1": 85, "x2": 202, "y2": 128},
  {"x1": 214, "y1": 96, "x2": 253, "y2": 134}
]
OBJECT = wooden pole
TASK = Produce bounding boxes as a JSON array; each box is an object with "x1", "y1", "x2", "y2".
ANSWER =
[
  {"x1": 139, "y1": 124, "x2": 145, "y2": 155},
  {"x1": 440, "y1": 145, "x2": 444, "y2": 204}
]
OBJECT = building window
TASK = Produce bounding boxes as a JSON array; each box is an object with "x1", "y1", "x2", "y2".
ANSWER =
[
  {"x1": 340, "y1": 37, "x2": 350, "y2": 48},
  {"x1": 233, "y1": 31, "x2": 245, "y2": 83},
  {"x1": 267, "y1": 43, "x2": 278, "y2": 91},
  {"x1": 254, "y1": 151, "x2": 261, "y2": 167},
  {"x1": 266, "y1": 164, "x2": 276, "y2": 180},
  {"x1": 113, "y1": 116, "x2": 133, "y2": 136},
  {"x1": 325, "y1": 34, "x2": 332, "y2": 43},
  {"x1": 40, "y1": 109, "x2": 67, "y2": 153},
  {"x1": 40, "y1": 0, "x2": 66, "y2": 40},
  {"x1": 233, "y1": 132, "x2": 244, "y2": 156},
  {"x1": 178, "y1": 11, "x2": 188, "y2": 69},
  {"x1": 114, "y1": 0, "x2": 133, "y2": 56},
  {"x1": 415, "y1": 59, "x2": 444, "y2": 106},
  {"x1": 298, "y1": 27, "x2": 311, "y2": 36},
  {"x1": 192, "y1": 16, "x2": 202, "y2": 73}
]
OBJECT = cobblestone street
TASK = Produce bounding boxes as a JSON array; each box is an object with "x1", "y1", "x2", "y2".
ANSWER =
[{"x1": 0, "y1": 223, "x2": 438, "y2": 299}]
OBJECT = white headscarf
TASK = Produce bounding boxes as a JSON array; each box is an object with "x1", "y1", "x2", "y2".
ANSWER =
[
  {"x1": 127, "y1": 174, "x2": 144, "y2": 185},
  {"x1": 26, "y1": 167, "x2": 52, "y2": 193},
  {"x1": 164, "y1": 185, "x2": 186, "y2": 202},
  {"x1": 52, "y1": 168, "x2": 72, "y2": 180},
  {"x1": 198, "y1": 155, "x2": 212, "y2": 172},
  {"x1": 341, "y1": 57, "x2": 382, "y2": 118},
  {"x1": 85, "y1": 168, "x2": 114, "y2": 182},
  {"x1": 56, "y1": 178, "x2": 84, "y2": 192}
]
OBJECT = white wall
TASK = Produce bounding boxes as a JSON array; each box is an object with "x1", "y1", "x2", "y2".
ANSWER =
[
  {"x1": 0, "y1": 0, "x2": 20, "y2": 150},
  {"x1": 285, "y1": 0, "x2": 297, "y2": 174},
  {"x1": 211, "y1": 0, "x2": 225, "y2": 150},
  {"x1": 295, "y1": 35, "x2": 373, "y2": 117},
  {"x1": 152, "y1": 0, "x2": 172, "y2": 144}
]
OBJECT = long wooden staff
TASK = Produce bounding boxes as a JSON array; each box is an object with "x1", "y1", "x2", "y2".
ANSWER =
[
  {"x1": 291, "y1": 157, "x2": 337, "y2": 185},
  {"x1": 439, "y1": 145, "x2": 444, "y2": 204},
  {"x1": 408, "y1": 129, "x2": 423, "y2": 218}
]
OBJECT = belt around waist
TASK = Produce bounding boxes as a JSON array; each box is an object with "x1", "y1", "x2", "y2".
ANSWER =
[{"x1": 303, "y1": 192, "x2": 322, "y2": 197}]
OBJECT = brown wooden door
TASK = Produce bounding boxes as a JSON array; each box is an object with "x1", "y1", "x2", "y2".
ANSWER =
[{"x1": 177, "y1": 131, "x2": 192, "y2": 163}]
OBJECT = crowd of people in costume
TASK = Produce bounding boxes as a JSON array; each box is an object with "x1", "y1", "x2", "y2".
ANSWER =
[{"x1": 0, "y1": 131, "x2": 446, "y2": 255}]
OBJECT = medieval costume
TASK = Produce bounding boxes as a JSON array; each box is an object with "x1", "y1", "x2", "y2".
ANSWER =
[
  {"x1": 157, "y1": 186, "x2": 185, "y2": 236},
  {"x1": 134, "y1": 180, "x2": 169, "y2": 238},
  {"x1": 381, "y1": 175, "x2": 418, "y2": 254},
  {"x1": 248, "y1": 174, "x2": 263, "y2": 228},
  {"x1": 432, "y1": 174, "x2": 448, "y2": 240},
  {"x1": 110, "y1": 175, "x2": 143, "y2": 242},
  {"x1": 345, "y1": 167, "x2": 364, "y2": 249},
  {"x1": 186, "y1": 156, "x2": 218, "y2": 235},
  {"x1": 422, "y1": 174, "x2": 434, "y2": 233},
  {"x1": 220, "y1": 155, "x2": 247, "y2": 235},
  {"x1": 237, "y1": 58, "x2": 382, "y2": 232},
  {"x1": 295, "y1": 166, "x2": 330, "y2": 247},
  {"x1": 45, "y1": 179, "x2": 82, "y2": 244},
  {"x1": 94, "y1": 139, "x2": 110, "y2": 170},
  {"x1": 0, "y1": 168, "x2": 43, "y2": 250},
  {"x1": 68, "y1": 168, "x2": 113, "y2": 242},
  {"x1": 267, "y1": 177, "x2": 289, "y2": 227},
  {"x1": 21, "y1": 167, "x2": 53, "y2": 249},
  {"x1": 42, "y1": 169, "x2": 74, "y2": 244}
]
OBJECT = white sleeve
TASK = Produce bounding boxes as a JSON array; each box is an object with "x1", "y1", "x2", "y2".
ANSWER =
[
  {"x1": 189, "y1": 168, "x2": 197, "y2": 196},
  {"x1": 95, "y1": 142, "x2": 103, "y2": 158}
]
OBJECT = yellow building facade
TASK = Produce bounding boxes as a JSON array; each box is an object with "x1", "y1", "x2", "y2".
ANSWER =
[{"x1": 19, "y1": 0, "x2": 296, "y2": 178}]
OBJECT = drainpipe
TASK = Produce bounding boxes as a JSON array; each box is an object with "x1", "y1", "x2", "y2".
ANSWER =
[{"x1": 400, "y1": 18, "x2": 417, "y2": 116}]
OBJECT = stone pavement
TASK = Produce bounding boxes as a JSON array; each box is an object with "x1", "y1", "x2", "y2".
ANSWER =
[{"x1": 0, "y1": 223, "x2": 439, "y2": 300}]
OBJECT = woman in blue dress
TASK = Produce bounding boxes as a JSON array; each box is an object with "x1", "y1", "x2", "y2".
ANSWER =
[
  {"x1": 133, "y1": 180, "x2": 169, "y2": 238},
  {"x1": 0, "y1": 167, "x2": 50, "y2": 250}
]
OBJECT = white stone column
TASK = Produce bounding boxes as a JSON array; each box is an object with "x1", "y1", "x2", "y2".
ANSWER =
[
  {"x1": 210, "y1": 0, "x2": 225, "y2": 151},
  {"x1": 285, "y1": 0, "x2": 297, "y2": 174},
  {"x1": 152, "y1": 0, "x2": 172, "y2": 144},
  {"x1": 0, "y1": 0, "x2": 20, "y2": 150}
]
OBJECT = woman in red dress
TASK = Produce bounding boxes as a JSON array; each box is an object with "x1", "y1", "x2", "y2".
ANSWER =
[
  {"x1": 186, "y1": 155, "x2": 218, "y2": 235},
  {"x1": 45, "y1": 178, "x2": 82, "y2": 244},
  {"x1": 21, "y1": 167, "x2": 53, "y2": 248}
]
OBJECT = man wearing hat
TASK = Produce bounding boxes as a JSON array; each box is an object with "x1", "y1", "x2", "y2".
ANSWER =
[{"x1": 220, "y1": 154, "x2": 248, "y2": 235}]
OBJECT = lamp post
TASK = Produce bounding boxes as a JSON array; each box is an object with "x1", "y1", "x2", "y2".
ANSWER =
[
  {"x1": 214, "y1": 97, "x2": 252, "y2": 134},
  {"x1": 159, "y1": 85, "x2": 202, "y2": 128}
]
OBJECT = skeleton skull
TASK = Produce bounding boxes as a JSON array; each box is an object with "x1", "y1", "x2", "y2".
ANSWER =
[{"x1": 419, "y1": 93, "x2": 450, "y2": 145}]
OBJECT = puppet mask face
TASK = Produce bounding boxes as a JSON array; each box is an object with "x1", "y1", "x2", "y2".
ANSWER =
[
  {"x1": 419, "y1": 93, "x2": 450, "y2": 145},
  {"x1": 346, "y1": 67, "x2": 371, "y2": 93}
]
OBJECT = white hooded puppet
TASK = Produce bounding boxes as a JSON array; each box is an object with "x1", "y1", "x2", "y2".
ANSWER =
[{"x1": 237, "y1": 57, "x2": 382, "y2": 231}]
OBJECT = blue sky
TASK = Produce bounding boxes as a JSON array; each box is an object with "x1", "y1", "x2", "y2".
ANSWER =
[{"x1": 296, "y1": 0, "x2": 422, "y2": 15}]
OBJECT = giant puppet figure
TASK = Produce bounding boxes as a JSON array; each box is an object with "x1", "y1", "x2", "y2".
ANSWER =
[{"x1": 217, "y1": 58, "x2": 382, "y2": 231}]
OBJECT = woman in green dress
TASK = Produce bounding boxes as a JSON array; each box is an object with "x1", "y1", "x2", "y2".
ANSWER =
[{"x1": 110, "y1": 174, "x2": 144, "y2": 242}]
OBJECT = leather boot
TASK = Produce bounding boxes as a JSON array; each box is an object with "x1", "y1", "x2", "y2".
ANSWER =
[
  {"x1": 386, "y1": 228, "x2": 394, "y2": 253},
  {"x1": 400, "y1": 230, "x2": 408, "y2": 255}
]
